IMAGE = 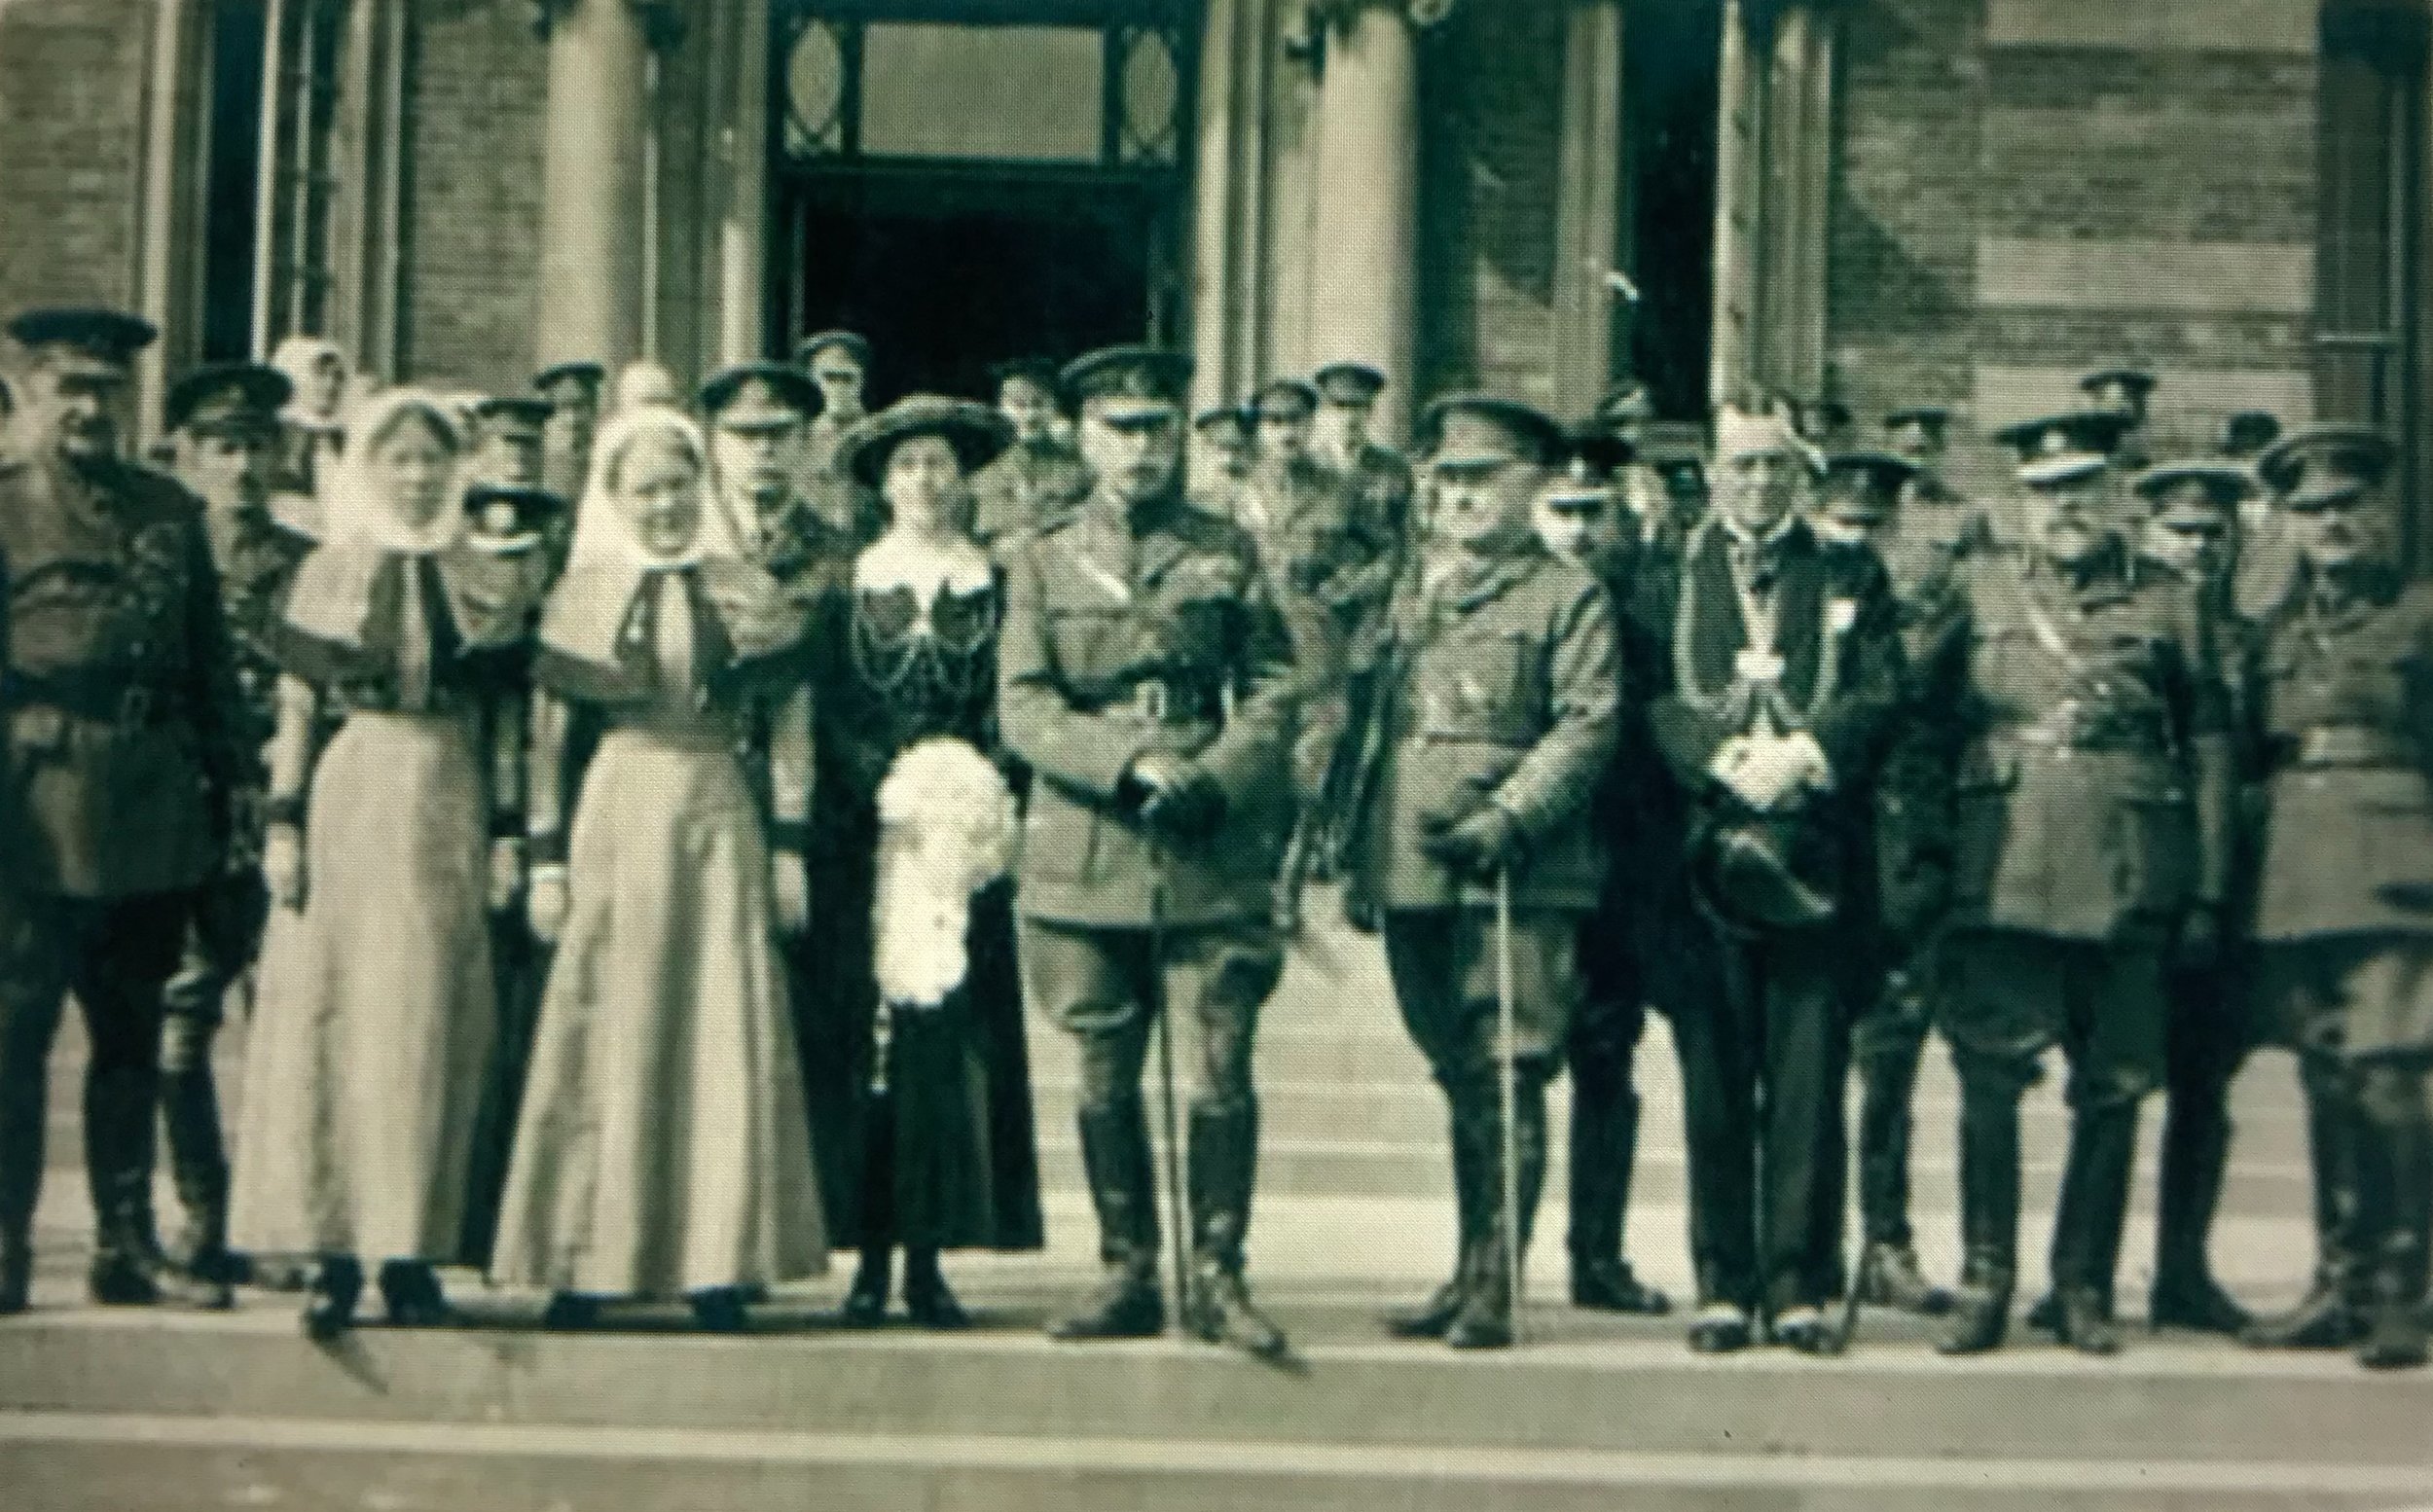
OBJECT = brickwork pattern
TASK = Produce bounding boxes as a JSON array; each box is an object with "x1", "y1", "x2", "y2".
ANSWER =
[{"x1": 0, "y1": 0, "x2": 151, "y2": 321}]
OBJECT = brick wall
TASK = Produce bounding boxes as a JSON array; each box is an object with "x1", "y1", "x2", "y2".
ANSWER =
[
  {"x1": 0, "y1": 0, "x2": 152, "y2": 320},
  {"x1": 1827, "y1": 0, "x2": 2321, "y2": 462},
  {"x1": 1414, "y1": 2, "x2": 1566, "y2": 409},
  {"x1": 395, "y1": 0, "x2": 548, "y2": 389}
]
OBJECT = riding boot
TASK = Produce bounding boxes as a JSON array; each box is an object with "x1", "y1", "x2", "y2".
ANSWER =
[
  {"x1": 2245, "y1": 1081, "x2": 2367, "y2": 1349},
  {"x1": 86, "y1": 1066, "x2": 227, "y2": 1309},
  {"x1": 2150, "y1": 1078, "x2": 2248, "y2": 1333},
  {"x1": 1049, "y1": 1099, "x2": 1163, "y2": 1341},
  {"x1": 1387, "y1": 1092, "x2": 1481, "y2": 1337},
  {"x1": 0, "y1": 1053, "x2": 42, "y2": 1316},
  {"x1": 1939, "y1": 1089, "x2": 2020, "y2": 1356},
  {"x1": 1448, "y1": 1074, "x2": 1548, "y2": 1350},
  {"x1": 2048, "y1": 1099, "x2": 2137, "y2": 1354},
  {"x1": 1568, "y1": 1081, "x2": 1670, "y2": 1314},
  {"x1": 2356, "y1": 1115, "x2": 2430, "y2": 1371},
  {"x1": 902, "y1": 1247, "x2": 970, "y2": 1329},
  {"x1": 1185, "y1": 1101, "x2": 1286, "y2": 1356},
  {"x1": 158, "y1": 1008, "x2": 233, "y2": 1284},
  {"x1": 840, "y1": 1246, "x2": 891, "y2": 1327}
]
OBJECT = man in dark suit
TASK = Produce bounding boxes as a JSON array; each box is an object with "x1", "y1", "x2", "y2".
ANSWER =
[{"x1": 1638, "y1": 406, "x2": 1905, "y2": 1353}]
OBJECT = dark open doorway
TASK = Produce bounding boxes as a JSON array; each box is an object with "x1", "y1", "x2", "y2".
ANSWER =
[
  {"x1": 774, "y1": 171, "x2": 1161, "y2": 404},
  {"x1": 1622, "y1": 0, "x2": 1722, "y2": 422}
]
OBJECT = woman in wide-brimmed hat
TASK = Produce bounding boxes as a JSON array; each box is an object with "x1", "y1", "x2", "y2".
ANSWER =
[{"x1": 801, "y1": 395, "x2": 1045, "y2": 1329}]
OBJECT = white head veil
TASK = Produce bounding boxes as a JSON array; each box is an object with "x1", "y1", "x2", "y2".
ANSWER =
[
  {"x1": 270, "y1": 337, "x2": 349, "y2": 425},
  {"x1": 564, "y1": 404, "x2": 736, "y2": 571},
  {"x1": 316, "y1": 387, "x2": 468, "y2": 556}
]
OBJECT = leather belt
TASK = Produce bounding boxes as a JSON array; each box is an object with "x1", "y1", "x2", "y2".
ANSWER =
[{"x1": 2284, "y1": 725, "x2": 2421, "y2": 770}]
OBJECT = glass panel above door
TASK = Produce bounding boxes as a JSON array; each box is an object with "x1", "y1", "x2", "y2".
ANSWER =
[{"x1": 860, "y1": 21, "x2": 1104, "y2": 162}]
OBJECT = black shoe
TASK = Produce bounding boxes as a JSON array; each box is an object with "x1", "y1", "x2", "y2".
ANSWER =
[
  {"x1": 1191, "y1": 1261, "x2": 1289, "y2": 1357},
  {"x1": 2358, "y1": 1287, "x2": 2429, "y2": 1371},
  {"x1": 1937, "y1": 1285, "x2": 2011, "y2": 1356},
  {"x1": 2057, "y1": 1288, "x2": 2122, "y2": 1355},
  {"x1": 540, "y1": 1292, "x2": 601, "y2": 1330},
  {"x1": 1771, "y1": 1306, "x2": 1833, "y2": 1355},
  {"x1": 902, "y1": 1255, "x2": 970, "y2": 1331},
  {"x1": 303, "y1": 1256, "x2": 362, "y2": 1342},
  {"x1": 2241, "y1": 1276, "x2": 2363, "y2": 1350},
  {"x1": 838, "y1": 1256, "x2": 890, "y2": 1328},
  {"x1": 87, "y1": 1247, "x2": 162, "y2": 1307},
  {"x1": 1571, "y1": 1255, "x2": 1672, "y2": 1315},
  {"x1": 1383, "y1": 1275, "x2": 1469, "y2": 1340},
  {"x1": 1858, "y1": 1242, "x2": 1953, "y2": 1316},
  {"x1": 691, "y1": 1287, "x2": 750, "y2": 1333},
  {"x1": 2149, "y1": 1273, "x2": 2251, "y2": 1335},
  {"x1": 1048, "y1": 1267, "x2": 1162, "y2": 1341},
  {"x1": 378, "y1": 1261, "x2": 450, "y2": 1327},
  {"x1": 1687, "y1": 1305, "x2": 1753, "y2": 1354},
  {"x1": 2023, "y1": 1289, "x2": 2060, "y2": 1338},
  {"x1": 0, "y1": 1242, "x2": 29, "y2": 1315}
]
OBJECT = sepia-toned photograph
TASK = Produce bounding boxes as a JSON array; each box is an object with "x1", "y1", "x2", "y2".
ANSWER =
[{"x1": 0, "y1": 0, "x2": 2430, "y2": 1506}]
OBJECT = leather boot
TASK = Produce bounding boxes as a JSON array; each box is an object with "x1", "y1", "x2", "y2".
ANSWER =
[
  {"x1": 86, "y1": 1067, "x2": 228, "y2": 1309},
  {"x1": 2356, "y1": 1115, "x2": 2429, "y2": 1371},
  {"x1": 2246, "y1": 1084, "x2": 2367, "y2": 1350},
  {"x1": 1049, "y1": 1100, "x2": 1163, "y2": 1341},
  {"x1": 2045, "y1": 1098, "x2": 2138, "y2": 1351},
  {"x1": 2151, "y1": 1074, "x2": 2248, "y2": 1333},
  {"x1": 902, "y1": 1248, "x2": 969, "y2": 1330},
  {"x1": 378, "y1": 1259, "x2": 450, "y2": 1327},
  {"x1": 1448, "y1": 1076, "x2": 1548, "y2": 1350},
  {"x1": 839, "y1": 1246, "x2": 891, "y2": 1327},
  {"x1": 1184, "y1": 1102, "x2": 1287, "y2": 1356},
  {"x1": 1938, "y1": 1088, "x2": 2020, "y2": 1356},
  {"x1": 158, "y1": 1008, "x2": 233, "y2": 1284},
  {"x1": 1568, "y1": 1082, "x2": 1670, "y2": 1314},
  {"x1": 1386, "y1": 1095, "x2": 1481, "y2": 1338}
]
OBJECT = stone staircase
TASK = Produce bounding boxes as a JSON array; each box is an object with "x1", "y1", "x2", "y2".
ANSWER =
[{"x1": 3, "y1": 885, "x2": 2425, "y2": 1511}]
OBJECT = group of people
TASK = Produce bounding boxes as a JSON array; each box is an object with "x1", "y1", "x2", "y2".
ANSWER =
[{"x1": 0, "y1": 302, "x2": 2425, "y2": 1379}]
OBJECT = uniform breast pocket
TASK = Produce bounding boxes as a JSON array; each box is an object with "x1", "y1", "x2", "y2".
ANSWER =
[
  {"x1": 1420, "y1": 629, "x2": 1543, "y2": 743},
  {"x1": 2113, "y1": 771, "x2": 2197, "y2": 914}
]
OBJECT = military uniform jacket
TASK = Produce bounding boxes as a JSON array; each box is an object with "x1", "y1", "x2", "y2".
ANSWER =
[
  {"x1": 1342, "y1": 537, "x2": 1620, "y2": 914},
  {"x1": 999, "y1": 491, "x2": 1299, "y2": 928},
  {"x1": 1909, "y1": 545, "x2": 2234, "y2": 941},
  {"x1": 970, "y1": 441, "x2": 1092, "y2": 546},
  {"x1": 1227, "y1": 456, "x2": 1395, "y2": 621},
  {"x1": 0, "y1": 453, "x2": 248, "y2": 898},
  {"x1": 2246, "y1": 572, "x2": 2433, "y2": 940},
  {"x1": 206, "y1": 502, "x2": 314, "y2": 750},
  {"x1": 1340, "y1": 442, "x2": 1415, "y2": 546}
]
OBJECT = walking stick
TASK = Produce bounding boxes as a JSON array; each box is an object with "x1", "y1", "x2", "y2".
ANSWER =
[
  {"x1": 1494, "y1": 868, "x2": 1525, "y2": 1344},
  {"x1": 1147, "y1": 835, "x2": 1195, "y2": 1338}
]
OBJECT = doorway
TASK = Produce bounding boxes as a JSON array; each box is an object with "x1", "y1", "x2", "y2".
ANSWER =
[{"x1": 773, "y1": 170, "x2": 1161, "y2": 403}]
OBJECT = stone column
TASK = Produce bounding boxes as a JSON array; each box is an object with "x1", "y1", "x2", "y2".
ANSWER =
[
  {"x1": 535, "y1": 0, "x2": 659, "y2": 373},
  {"x1": 1307, "y1": 1, "x2": 1421, "y2": 440}
]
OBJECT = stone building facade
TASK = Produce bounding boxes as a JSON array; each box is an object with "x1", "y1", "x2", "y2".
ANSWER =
[{"x1": 0, "y1": 0, "x2": 2422, "y2": 557}]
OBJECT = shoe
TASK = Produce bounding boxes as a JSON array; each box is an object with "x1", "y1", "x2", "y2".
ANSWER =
[
  {"x1": 2358, "y1": 1276, "x2": 2429, "y2": 1371},
  {"x1": 2023, "y1": 1290, "x2": 2061, "y2": 1338},
  {"x1": 1857, "y1": 1242, "x2": 1953, "y2": 1316},
  {"x1": 838, "y1": 1254, "x2": 890, "y2": 1328},
  {"x1": 2148, "y1": 1273, "x2": 2251, "y2": 1335},
  {"x1": 302, "y1": 1256, "x2": 362, "y2": 1342},
  {"x1": 1191, "y1": 1260, "x2": 1289, "y2": 1357},
  {"x1": 1383, "y1": 1274, "x2": 1470, "y2": 1340},
  {"x1": 690, "y1": 1287, "x2": 750, "y2": 1333},
  {"x1": 902, "y1": 1253, "x2": 970, "y2": 1331},
  {"x1": 1048, "y1": 1266, "x2": 1163, "y2": 1341},
  {"x1": 1687, "y1": 1304, "x2": 1753, "y2": 1354},
  {"x1": 2242, "y1": 1274, "x2": 2364, "y2": 1350},
  {"x1": 540, "y1": 1292, "x2": 601, "y2": 1330},
  {"x1": 378, "y1": 1261, "x2": 450, "y2": 1327},
  {"x1": 2056, "y1": 1287, "x2": 2122, "y2": 1355},
  {"x1": 1937, "y1": 1253, "x2": 2012, "y2": 1357},
  {"x1": 1771, "y1": 1304, "x2": 1831, "y2": 1355},
  {"x1": 1571, "y1": 1255, "x2": 1672, "y2": 1315}
]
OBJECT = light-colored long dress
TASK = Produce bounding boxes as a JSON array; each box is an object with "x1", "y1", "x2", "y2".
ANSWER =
[
  {"x1": 231, "y1": 552, "x2": 515, "y2": 1262},
  {"x1": 490, "y1": 561, "x2": 827, "y2": 1298}
]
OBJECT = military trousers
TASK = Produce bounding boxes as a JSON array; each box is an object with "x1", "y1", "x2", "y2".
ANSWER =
[
  {"x1": 0, "y1": 889, "x2": 192, "y2": 1246},
  {"x1": 1850, "y1": 947, "x2": 1937, "y2": 1250},
  {"x1": 1570, "y1": 889, "x2": 1651, "y2": 1266},
  {"x1": 1670, "y1": 920, "x2": 1851, "y2": 1315},
  {"x1": 2154, "y1": 956, "x2": 2251, "y2": 1287}
]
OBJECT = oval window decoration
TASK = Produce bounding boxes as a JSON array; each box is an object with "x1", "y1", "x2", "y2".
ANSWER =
[
  {"x1": 786, "y1": 20, "x2": 847, "y2": 157},
  {"x1": 1119, "y1": 29, "x2": 1180, "y2": 165}
]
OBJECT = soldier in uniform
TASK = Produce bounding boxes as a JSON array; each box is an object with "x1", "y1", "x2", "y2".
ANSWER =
[
  {"x1": 467, "y1": 395, "x2": 553, "y2": 492},
  {"x1": 1637, "y1": 407, "x2": 1905, "y2": 1353},
  {"x1": 2122, "y1": 459, "x2": 2260, "y2": 1335},
  {"x1": 1311, "y1": 361, "x2": 1416, "y2": 548},
  {"x1": 532, "y1": 360, "x2": 604, "y2": 505},
  {"x1": 970, "y1": 357, "x2": 1091, "y2": 547},
  {"x1": 1344, "y1": 396, "x2": 1619, "y2": 1350},
  {"x1": 2079, "y1": 366, "x2": 2159, "y2": 472},
  {"x1": 704, "y1": 362, "x2": 842, "y2": 595},
  {"x1": 1804, "y1": 448, "x2": 1960, "y2": 1317},
  {"x1": 151, "y1": 363, "x2": 314, "y2": 1292},
  {"x1": 998, "y1": 345, "x2": 1299, "y2": 1355},
  {"x1": 1883, "y1": 406, "x2": 1994, "y2": 558},
  {"x1": 1189, "y1": 403, "x2": 1254, "y2": 513},
  {"x1": 1593, "y1": 381, "x2": 1675, "y2": 547},
  {"x1": 1527, "y1": 424, "x2": 1672, "y2": 1318},
  {"x1": 796, "y1": 330, "x2": 884, "y2": 548},
  {"x1": 0, "y1": 307, "x2": 251, "y2": 1312},
  {"x1": 1915, "y1": 411, "x2": 2234, "y2": 1356},
  {"x1": 2237, "y1": 427, "x2": 2433, "y2": 1369}
]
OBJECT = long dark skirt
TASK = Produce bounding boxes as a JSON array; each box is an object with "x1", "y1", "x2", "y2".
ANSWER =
[{"x1": 800, "y1": 845, "x2": 1044, "y2": 1254}]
